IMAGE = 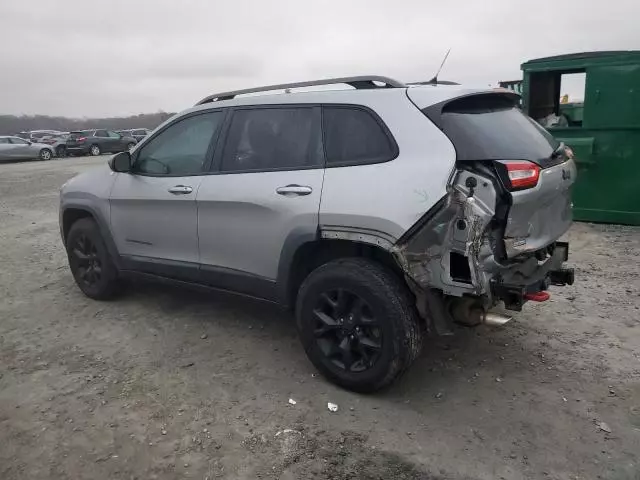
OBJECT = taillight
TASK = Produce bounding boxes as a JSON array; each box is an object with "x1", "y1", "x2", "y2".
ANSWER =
[
  {"x1": 77, "y1": 137, "x2": 86, "y2": 142},
  {"x1": 502, "y1": 161, "x2": 540, "y2": 191}
]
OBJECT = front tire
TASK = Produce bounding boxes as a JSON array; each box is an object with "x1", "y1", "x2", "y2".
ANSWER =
[
  {"x1": 66, "y1": 218, "x2": 120, "y2": 300},
  {"x1": 296, "y1": 258, "x2": 422, "y2": 393},
  {"x1": 55, "y1": 145, "x2": 66, "y2": 158},
  {"x1": 39, "y1": 148, "x2": 52, "y2": 161},
  {"x1": 90, "y1": 144, "x2": 101, "y2": 156}
]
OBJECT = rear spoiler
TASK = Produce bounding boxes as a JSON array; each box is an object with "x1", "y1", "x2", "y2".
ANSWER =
[{"x1": 421, "y1": 91, "x2": 521, "y2": 129}]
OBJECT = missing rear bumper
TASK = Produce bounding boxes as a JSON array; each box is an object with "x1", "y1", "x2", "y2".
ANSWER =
[{"x1": 490, "y1": 242, "x2": 574, "y2": 311}]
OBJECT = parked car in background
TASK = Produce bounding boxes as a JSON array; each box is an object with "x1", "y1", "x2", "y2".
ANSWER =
[
  {"x1": 40, "y1": 132, "x2": 70, "y2": 157},
  {"x1": 66, "y1": 129, "x2": 137, "y2": 156},
  {"x1": 29, "y1": 130, "x2": 64, "y2": 143},
  {"x1": 117, "y1": 128, "x2": 151, "y2": 143},
  {"x1": 0, "y1": 136, "x2": 53, "y2": 161},
  {"x1": 13, "y1": 130, "x2": 62, "y2": 143}
]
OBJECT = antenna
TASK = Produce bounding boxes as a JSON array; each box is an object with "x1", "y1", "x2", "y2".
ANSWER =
[{"x1": 427, "y1": 48, "x2": 451, "y2": 84}]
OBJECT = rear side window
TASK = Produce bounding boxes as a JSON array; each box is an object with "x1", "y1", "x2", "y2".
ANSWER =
[
  {"x1": 221, "y1": 107, "x2": 321, "y2": 172},
  {"x1": 322, "y1": 106, "x2": 396, "y2": 166},
  {"x1": 95, "y1": 130, "x2": 108, "y2": 137},
  {"x1": 430, "y1": 94, "x2": 560, "y2": 165}
]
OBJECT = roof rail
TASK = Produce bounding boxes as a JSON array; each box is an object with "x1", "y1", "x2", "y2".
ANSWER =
[{"x1": 195, "y1": 75, "x2": 406, "y2": 105}]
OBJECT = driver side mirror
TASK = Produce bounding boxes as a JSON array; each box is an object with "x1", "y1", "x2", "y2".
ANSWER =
[{"x1": 109, "y1": 151, "x2": 131, "y2": 172}]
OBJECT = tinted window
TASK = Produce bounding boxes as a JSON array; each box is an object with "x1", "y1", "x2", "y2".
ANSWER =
[
  {"x1": 221, "y1": 108, "x2": 320, "y2": 172},
  {"x1": 9, "y1": 137, "x2": 28, "y2": 145},
  {"x1": 0, "y1": 138, "x2": 9, "y2": 144},
  {"x1": 323, "y1": 107, "x2": 396, "y2": 165},
  {"x1": 107, "y1": 131, "x2": 120, "y2": 138},
  {"x1": 95, "y1": 130, "x2": 108, "y2": 137},
  {"x1": 69, "y1": 131, "x2": 90, "y2": 138},
  {"x1": 434, "y1": 94, "x2": 560, "y2": 164},
  {"x1": 134, "y1": 111, "x2": 223, "y2": 176},
  {"x1": 133, "y1": 129, "x2": 147, "y2": 136}
]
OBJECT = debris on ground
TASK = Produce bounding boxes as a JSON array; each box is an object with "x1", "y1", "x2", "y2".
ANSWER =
[
  {"x1": 596, "y1": 421, "x2": 612, "y2": 433},
  {"x1": 327, "y1": 402, "x2": 339, "y2": 412},
  {"x1": 288, "y1": 398, "x2": 297, "y2": 406},
  {"x1": 200, "y1": 333, "x2": 208, "y2": 339}
]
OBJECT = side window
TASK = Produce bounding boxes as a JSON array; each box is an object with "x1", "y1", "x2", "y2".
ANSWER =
[
  {"x1": 134, "y1": 111, "x2": 223, "y2": 176},
  {"x1": 221, "y1": 107, "x2": 320, "y2": 172},
  {"x1": 9, "y1": 137, "x2": 28, "y2": 145},
  {"x1": 107, "y1": 131, "x2": 120, "y2": 138},
  {"x1": 0, "y1": 138, "x2": 9, "y2": 144},
  {"x1": 95, "y1": 130, "x2": 108, "y2": 137},
  {"x1": 323, "y1": 107, "x2": 396, "y2": 166}
]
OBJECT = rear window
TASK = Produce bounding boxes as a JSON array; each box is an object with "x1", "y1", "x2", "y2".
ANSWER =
[
  {"x1": 428, "y1": 94, "x2": 560, "y2": 165},
  {"x1": 323, "y1": 106, "x2": 396, "y2": 166}
]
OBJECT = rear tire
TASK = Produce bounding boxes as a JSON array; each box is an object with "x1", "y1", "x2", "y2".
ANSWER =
[
  {"x1": 296, "y1": 258, "x2": 422, "y2": 393},
  {"x1": 39, "y1": 148, "x2": 52, "y2": 161},
  {"x1": 55, "y1": 145, "x2": 66, "y2": 158},
  {"x1": 66, "y1": 218, "x2": 120, "y2": 300},
  {"x1": 90, "y1": 144, "x2": 101, "y2": 156}
]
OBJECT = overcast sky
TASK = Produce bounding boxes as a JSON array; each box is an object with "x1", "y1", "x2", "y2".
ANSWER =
[{"x1": 1, "y1": 0, "x2": 638, "y2": 117}]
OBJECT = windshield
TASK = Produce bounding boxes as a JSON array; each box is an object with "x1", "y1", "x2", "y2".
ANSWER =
[{"x1": 427, "y1": 94, "x2": 560, "y2": 166}]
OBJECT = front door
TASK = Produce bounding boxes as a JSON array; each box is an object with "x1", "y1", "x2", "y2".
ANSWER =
[
  {"x1": 197, "y1": 106, "x2": 324, "y2": 298},
  {"x1": 107, "y1": 130, "x2": 125, "y2": 151},
  {"x1": 8, "y1": 137, "x2": 33, "y2": 158},
  {"x1": 109, "y1": 110, "x2": 226, "y2": 278}
]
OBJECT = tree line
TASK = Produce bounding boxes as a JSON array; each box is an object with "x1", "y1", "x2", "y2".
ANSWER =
[{"x1": 0, "y1": 112, "x2": 176, "y2": 135}]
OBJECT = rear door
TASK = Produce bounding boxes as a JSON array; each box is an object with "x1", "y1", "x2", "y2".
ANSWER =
[
  {"x1": 109, "y1": 110, "x2": 225, "y2": 276},
  {"x1": 196, "y1": 106, "x2": 324, "y2": 298}
]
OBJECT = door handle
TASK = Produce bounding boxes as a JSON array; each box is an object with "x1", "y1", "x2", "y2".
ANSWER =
[
  {"x1": 168, "y1": 185, "x2": 193, "y2": 195},
  {"x1": 276, "y1": 184, "x2": 312, "y2": 196}
]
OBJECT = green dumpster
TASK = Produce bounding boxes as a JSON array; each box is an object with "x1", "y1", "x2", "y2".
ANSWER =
[{"x1": 521, "y1": 50, "x2": 640, "y2": 225}]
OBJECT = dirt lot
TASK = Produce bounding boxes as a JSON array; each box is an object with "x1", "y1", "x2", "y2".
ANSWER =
[{"x1": 0, "y1": 156, "x2": 639, "y2": 480}]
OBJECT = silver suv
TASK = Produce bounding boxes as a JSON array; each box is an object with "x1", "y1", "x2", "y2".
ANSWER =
[{"x1": 59, "y1": 76, "x2": 576, "y2": 392}]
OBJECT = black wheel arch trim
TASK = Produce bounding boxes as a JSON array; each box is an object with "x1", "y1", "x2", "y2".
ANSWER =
[
  {"x1": 276, "y1": 226, "x2": 321, "y2": 307},
  {"x1": 60, "y1": 203, "x2": 122, "y2": 269}
]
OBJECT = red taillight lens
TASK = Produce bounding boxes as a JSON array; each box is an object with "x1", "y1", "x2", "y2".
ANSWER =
[
  {"x1": 504, "y1": 161, "x2": 540, "y2": 190},
  {"x1": 77, "y1": 137, "x2": 86, "y2": 142}
]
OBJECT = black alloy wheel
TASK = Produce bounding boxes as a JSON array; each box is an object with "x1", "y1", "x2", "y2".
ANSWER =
[
  {"x1": 313, "y1": 288, "x2": 382, "y2": 373},
  {"x1": 66, "y1": 218, "x2": 120, "y2": 300},
  {"x1": 70, "y1": 233, "x2": 102, "y2": 288},
  {"x1": 296, "y1": 258, "x2": 422, "y2": 393}
]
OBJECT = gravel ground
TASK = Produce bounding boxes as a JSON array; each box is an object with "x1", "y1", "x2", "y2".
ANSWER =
[{"x1": 1, "y1": 156, "x2": 639, "y2": 480}]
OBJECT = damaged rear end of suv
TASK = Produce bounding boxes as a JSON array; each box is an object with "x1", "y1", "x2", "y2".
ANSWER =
[{"x1": 398, "y1": 89, "x2": 576, "y2": 331}]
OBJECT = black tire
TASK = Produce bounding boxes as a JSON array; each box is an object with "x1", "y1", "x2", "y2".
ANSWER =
[
  {"x1": 296, "y1": 258, "x2": 422, "y2": 393},
  {"x1": 66, "y1": 218, "x2": 120, "y2": 300},
  {"x1": 89, "y1": 144, "x2": 101, "y2": 156},
  {"x1": 55, "y1": 145, "x2": 66, "y2": 158},
  {"x1": 39, "y1": 148, "x2": 52, "y2": 161}
]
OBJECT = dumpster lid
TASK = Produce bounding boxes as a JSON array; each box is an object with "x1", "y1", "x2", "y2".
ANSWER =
[{"x1": 522, "y1": 50, "x2": 640, "y2": 71}]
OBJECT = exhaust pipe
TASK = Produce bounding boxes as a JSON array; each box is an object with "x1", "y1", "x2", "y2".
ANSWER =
[{"x1": 483, "y1": 312, "x2": 513, "y2": 327}]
